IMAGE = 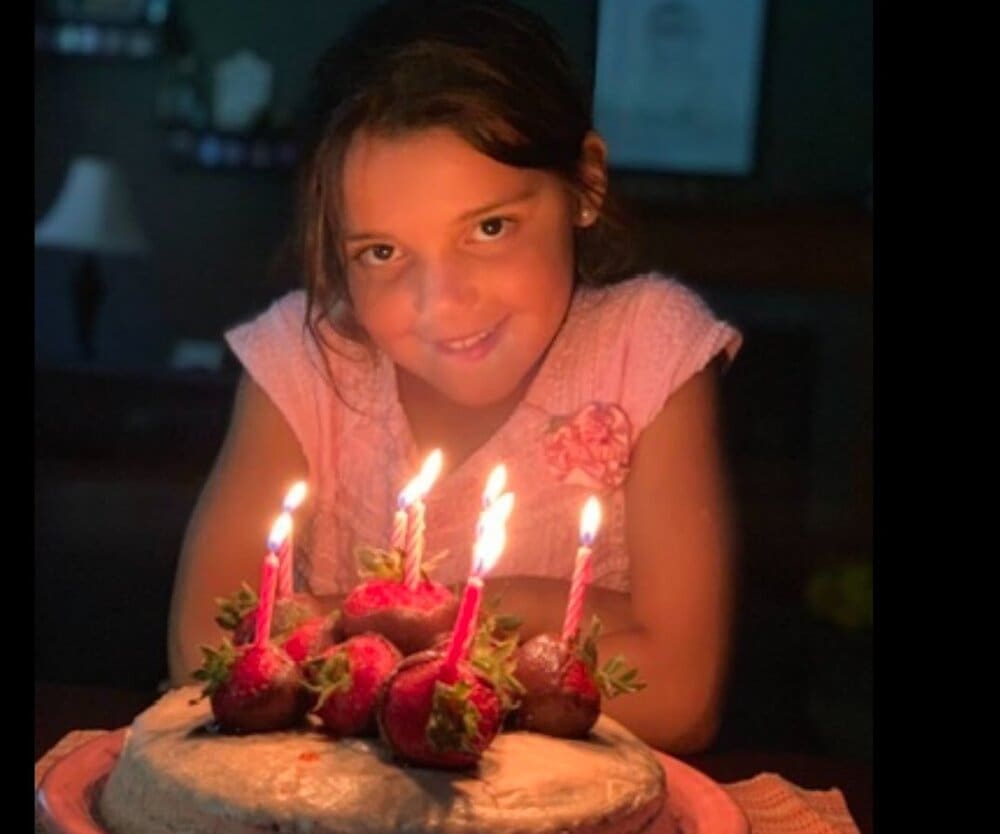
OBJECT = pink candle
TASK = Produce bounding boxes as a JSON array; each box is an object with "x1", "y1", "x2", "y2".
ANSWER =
[
  {"x1": 442, "y1": 491, "x2": 514, "y2": 674},
  {"x1": 442, "y1": 575, "x2": 484, "y2": 674},
  {"x1": 391, "y1": 501, "x2": 408, "y2": 555},
  {"x1": 402, "y1": 450, "x2": 443, "y2": 589},
  {"x1": 392, "y1": 476, "x2": 419, "y2": 555},
  {"x1": 277, "y1": 481, "x2": 307, "y2": 599},
  {"x1": 560, "y1": 497, "x2": 602, "y2": 645},
  {"x1": 404, "y1": 501, "x2": 426, "y2": 588},
  {"x1": 256, "y1": 515, "x2": 290, "y2": 645}
]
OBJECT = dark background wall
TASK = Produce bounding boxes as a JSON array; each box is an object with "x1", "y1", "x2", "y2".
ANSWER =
[{"x1": 35, "y1": 0, "x2": 872, "y2": 761}]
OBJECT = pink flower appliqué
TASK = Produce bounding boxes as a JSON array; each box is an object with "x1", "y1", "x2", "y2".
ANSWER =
[{"x1": 542, "y1": 402, "x2": 632, "y2": 491}]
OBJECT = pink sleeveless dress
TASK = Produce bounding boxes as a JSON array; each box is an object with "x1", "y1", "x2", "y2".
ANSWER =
[{"x1": 225, "y1": 273, "x2": 741, "y2": 595}]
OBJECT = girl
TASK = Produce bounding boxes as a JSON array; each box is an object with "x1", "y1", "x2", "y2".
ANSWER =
[{"x1": 168, "y1": 0, "x2": 741, "y2": 754}]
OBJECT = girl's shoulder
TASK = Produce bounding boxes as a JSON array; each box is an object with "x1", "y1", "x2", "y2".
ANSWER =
[
  {"x1": 533, "y1": 273, "x2": 741, "y2": 437},
  {"x1": 223, "y1": 292, "x2": 385, "y2": 463},
  {"x1": 225, "y1": 291, "x2": 375, "y2": 383},
  {"x1": 573, "y1": 272, "x2": 722, "y2": 327},
  {"x1": 571, "y1": 271, "x2": 741, "y2": 362}
]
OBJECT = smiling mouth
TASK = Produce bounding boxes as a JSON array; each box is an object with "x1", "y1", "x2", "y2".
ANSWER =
[{"x1": 434, "y1": 319, "x2": 506, "y2": 358}]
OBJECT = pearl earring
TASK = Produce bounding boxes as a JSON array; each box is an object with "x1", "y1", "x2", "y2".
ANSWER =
[{"x1": 579, "y1": 207, "x2": 594, "y2": 224}]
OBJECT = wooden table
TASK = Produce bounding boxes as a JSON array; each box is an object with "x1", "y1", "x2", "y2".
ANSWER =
[{"x1": 36, "y1": 681, "x2": 873, "y2": 834}]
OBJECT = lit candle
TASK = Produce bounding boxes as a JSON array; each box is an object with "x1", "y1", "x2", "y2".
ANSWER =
[
  {"x1": 391, "y1": 493, "x2": 409, "y2": 556},
  {"x1": 277, "y1": 481, "x2": 308, "y2": 599},
  {"x1": 403, "y1": 450, "x2": 443, "y2": 588},
  {"x1": 476, "y1": 464, "x2": 507, "y2": 538},
  {"x1": 560, "y1": 497, "x2": 602, "y2": 645},
  {"x1": 442, "y1": 491, "x2": 515, "y2": 675},
  {"x1": 256, "y1": 514, "x2": 292, "y2": 646}
]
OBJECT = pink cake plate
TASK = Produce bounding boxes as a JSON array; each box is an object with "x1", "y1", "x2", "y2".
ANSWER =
[{"x1": 36, "y1": 728, "x2": 749, "y2": 834}]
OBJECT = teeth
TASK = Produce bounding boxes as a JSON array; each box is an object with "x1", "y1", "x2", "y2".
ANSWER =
[{"x1": 443, "y1": 329, "x2": 490, "y2": 350}]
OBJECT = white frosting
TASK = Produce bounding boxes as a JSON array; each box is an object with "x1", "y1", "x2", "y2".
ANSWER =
[{"x1": 100, "y1": 686, "x2": 670, "y2": 834}]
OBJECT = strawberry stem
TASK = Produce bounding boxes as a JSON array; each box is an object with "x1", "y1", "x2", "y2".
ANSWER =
[
  {"x1": 214, "y1": 583, "x2": 258, "y2": 631},
  {"x1": 192, "y1": 638, "x2": 237, "y2": 697},
  {"x1": 576, "y1": 615, "x2": 645, "y2": 699},
  {"x1": 355, "y1": 546, "x2": 404, "y2": 581},
  {"x1": 303, "y1": 649, "x2": 353, "y2": 709},
  {"x1": 470, "y1": 611, "x2": 525, "y2": 712},
  {"x1": 427, "y1": 679, "x2": 480, "y2": 754}
]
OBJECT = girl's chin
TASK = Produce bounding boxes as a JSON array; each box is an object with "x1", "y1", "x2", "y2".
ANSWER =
[
  {"x1": 397, "y1": 358, "x2": 536, "y2": 412},
  {"x1": 432, "y1": 380, "x2": 523, "y2": 409}
]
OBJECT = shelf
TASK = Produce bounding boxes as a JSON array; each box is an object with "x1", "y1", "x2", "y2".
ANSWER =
[
  {"x1": 164, "y1": 128, "x2": 297, "y2": 172},
  {"x1": 35, "y1": 21, "x2": 164, "y2": 59}
]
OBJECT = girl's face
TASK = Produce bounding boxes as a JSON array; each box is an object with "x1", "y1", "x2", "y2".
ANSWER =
[{"x1": 340, "y1": 127, "x2": 580, "y2": 408}]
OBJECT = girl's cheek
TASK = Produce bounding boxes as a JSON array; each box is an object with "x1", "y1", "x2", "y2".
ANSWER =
[{"x1": 352, "y1": 275, "x2": 415, "y2": 329}]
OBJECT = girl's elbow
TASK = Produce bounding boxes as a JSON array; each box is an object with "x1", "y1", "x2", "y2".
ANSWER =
[
  {"x1": 667, "y1": 706, "x2": 722, "y2": 754},
  {"x1": 648, "y1": 675, "x2": 725, "y2": 754},
  {"x1": 645, "y1": 702, "x2": 721, "y2": 754}
]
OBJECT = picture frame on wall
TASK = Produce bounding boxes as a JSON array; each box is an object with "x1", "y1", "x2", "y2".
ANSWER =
[{"x1": 593, "y1": 0, "x2": 768, "y2": 175}]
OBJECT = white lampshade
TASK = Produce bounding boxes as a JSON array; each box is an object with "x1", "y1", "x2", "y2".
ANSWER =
[{"x1": 35, "y1": 156, "x2": 148, "y2": 256}]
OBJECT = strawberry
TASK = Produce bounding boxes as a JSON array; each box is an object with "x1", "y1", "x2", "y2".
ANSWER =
[
  {"x1": 512, "y1": 617, "x2": 645, "y2": 738},
  {"x1": 340, "y1": 547, "x2": 458, "y2": 655},
  {"x1": 280, "y1": 611, "x2": 341, "y2": 664},
  {"x1": 302, "y1": 633, "x2": 402, "y2": 737},
  {"x1": 377, "y1": 651, "x2": 502, "y2": 769},
  {"x1": 228, "y1": 593, "x2": 327, "y2": 647},
  {"x1": 193, "y1": 639, "x2": 310, "y2": 733}
]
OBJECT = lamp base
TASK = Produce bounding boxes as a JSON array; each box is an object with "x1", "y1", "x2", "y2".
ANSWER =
[{"x1": 73, "y1": 253, "x2": 105, "y2": 360}]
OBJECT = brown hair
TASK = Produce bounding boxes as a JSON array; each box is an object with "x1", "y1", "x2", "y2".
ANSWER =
[{"x1": 285, "y1": 0, "x2": 635, "y2": 360}]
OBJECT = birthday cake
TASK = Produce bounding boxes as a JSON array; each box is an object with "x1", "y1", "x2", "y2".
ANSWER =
[
  {"x1": 98, "y1": 685, "x2": 671, "y2": 834},
  {"x1": 96, "y1": 471, "x2": 671, "y2": 832}
]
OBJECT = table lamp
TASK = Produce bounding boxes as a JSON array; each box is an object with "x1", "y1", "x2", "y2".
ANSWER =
[{"x1": 35, "y1": 156, "x2": 148, "y2": 360}]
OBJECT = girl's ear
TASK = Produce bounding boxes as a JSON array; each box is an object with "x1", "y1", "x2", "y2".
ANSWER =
[{"x1": 575, "y1": 131, "x2": 609, "y2": 228}]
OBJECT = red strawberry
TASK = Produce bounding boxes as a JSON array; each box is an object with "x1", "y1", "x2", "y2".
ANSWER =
[
  {"x1": 512, "y1": 618, "x2": 644, "y2": 738},
  {"x1": 341, "y1": 578, "x2": 458, "y2": 656},
  {"x1": 339, "y1": 546, "x2": 458, "y2": 655},
  {"x1": 231, "y1": 593, "x2": 327, "y2": 647},
  {"x1": 303, "y1": 633, "x2": 402, "y2": 737},
  {"x1": 377, "y1": 651, "x2": 502, "y2": 769},
  {"x1": 193, "y1": 640, "x2": 310, "y2": 733},
  {"x1": 511, "y1": 633, "x2": 599, "y2": 737},
  {"x1": 280, "y1": 611, "x2": 340, "y2": 664}
]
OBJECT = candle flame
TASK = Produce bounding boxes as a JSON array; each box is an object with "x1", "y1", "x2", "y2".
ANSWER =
[
  {"x1": 580, "y1": 496, "x2": 602, "y2": 546},
  {"x1": 283, "y1": 481, "x2": 308, "y2": 512},
  {"x1": 399, "y1": 449, "x2": 444, "y2": 507},
  {"x1": 416, "y1": 449, "x2": 443, "y2": 495},
  {"x1": 473, "y1": 522, "x2": 507, "y2": 577},
  {"x1": 483, "y1": 491, "x2": 515, "y2": 527},
  {"x1": 482, "y1": 464, "x2": 507, "y2": 507},
  {"x1": 473, "y1": 491, "x2": 514, "y2": 575},
  {"x1": 268, "y1": 512, "x2": 292, "y2": 551}
]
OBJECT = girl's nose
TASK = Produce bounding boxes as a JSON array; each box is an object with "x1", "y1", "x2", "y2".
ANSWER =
[{"x1": 412, "y1": 258, "x2": 477, "y2": 313}]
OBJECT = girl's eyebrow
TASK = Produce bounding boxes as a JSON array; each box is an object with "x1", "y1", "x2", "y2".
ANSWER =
[
  {"x1": 454, "y1": 188, "x2": 538, "y2": 222},
  {"x1": 343, "y1": 188, "x2": 538, "y2": 243}
]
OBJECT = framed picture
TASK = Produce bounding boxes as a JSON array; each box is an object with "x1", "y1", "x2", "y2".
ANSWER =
[{"x1": 593, "y1": 0, "x2": 768, "y2": 175}]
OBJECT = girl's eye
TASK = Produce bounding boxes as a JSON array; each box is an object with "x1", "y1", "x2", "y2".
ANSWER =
[
  {"x1": 472, "y1": 216, "x2": 512, "y2": 241},
  {"x1": 356, "y1": 243, "x2": 397, "y2": 266}
]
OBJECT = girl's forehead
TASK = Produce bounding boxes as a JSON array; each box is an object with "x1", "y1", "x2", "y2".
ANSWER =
[{"x1": 340, "y1": 127, "x2": 547, "y2": 225}]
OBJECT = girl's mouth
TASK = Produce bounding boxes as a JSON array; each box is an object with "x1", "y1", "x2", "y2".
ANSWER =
[{"x1": 434, "y1": 318, "x2": 507, "y2": 361}]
